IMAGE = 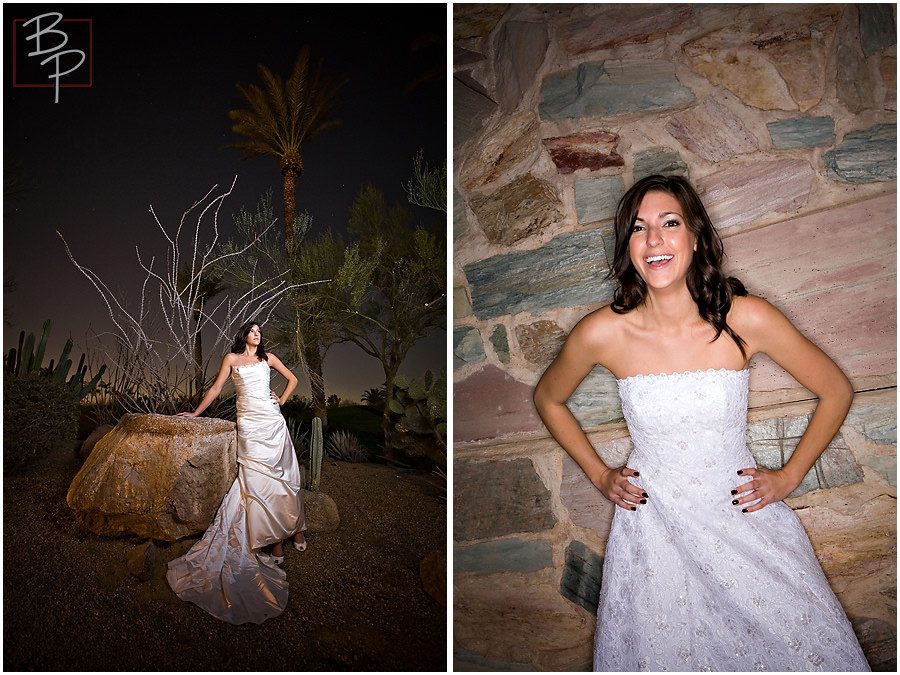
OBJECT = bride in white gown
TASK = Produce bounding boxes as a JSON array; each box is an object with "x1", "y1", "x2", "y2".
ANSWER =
[
  {"x1": 167, "y1": 320, "x2": 308, "y2": 625},
  {"x1": 534, "y1": 175, "x2": 870, "y2": 671}
]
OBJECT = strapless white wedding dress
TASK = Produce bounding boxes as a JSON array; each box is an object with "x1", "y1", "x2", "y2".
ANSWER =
[
  {"x1": 593, "y1": 369, "x2": 869, "y2": 671},
  {"x1": 166, "y1": 359, "x2": 307, "y2": 624}
]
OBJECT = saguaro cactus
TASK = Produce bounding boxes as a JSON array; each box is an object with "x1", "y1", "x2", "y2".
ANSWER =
[{"x1": 308, "y1": 416, "x2": 323, "y2": 491}]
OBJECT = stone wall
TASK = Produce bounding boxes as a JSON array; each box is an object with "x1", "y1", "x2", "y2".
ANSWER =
[{"x1": 452, "y1": 4, "x2": 896, "y2": 671}]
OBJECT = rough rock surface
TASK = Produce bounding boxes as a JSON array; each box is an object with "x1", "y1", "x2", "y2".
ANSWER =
[
  {"x1": 67, "y1": 413, "x2": 238, "y2": 541},
  {"x1": 302, "y1": 488, "x2": 340, "y2": 532},
  {"x1": 420, "y1": 549, "x2": 447, "y2": 606}
]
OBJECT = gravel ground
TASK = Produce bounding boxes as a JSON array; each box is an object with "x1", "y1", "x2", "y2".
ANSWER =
[{"x1": 3, "y1": 443, "x2": 447, "y2": 671}]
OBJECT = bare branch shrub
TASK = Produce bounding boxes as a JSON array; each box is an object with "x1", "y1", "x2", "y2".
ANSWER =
[{"x1": 59, "y1": 178, "x2": 309, "y2": 417}]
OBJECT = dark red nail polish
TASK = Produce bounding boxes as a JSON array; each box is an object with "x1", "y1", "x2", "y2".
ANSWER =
[
  {"x1": 742, "y1": 508, "x2": 748, "y2": 513},
  {"x1": 642, "y1": 492, "x2": 649, "y2": 498},
  {"x1": 640, "y1": 499, "x2": 646, "y2": 504},
  {"x1": 731, "y1": 489, "x2": 737, "y2": 495},
  {"x1": 630, "y1": 506, "x2": 636, "y2": 511},
  {"x1": 633, "y1": 471, "x2": 640, "y2": 477},
  {"x1": 737, "y1": 470, "x2": 744, "y2": 475},
  {"x1": 732, "y1": 499, "x2": 738, "y2": 505}
]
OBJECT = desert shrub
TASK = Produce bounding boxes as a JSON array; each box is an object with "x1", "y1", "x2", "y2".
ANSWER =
[
  {"x1": 282, "y1": 395, "x2": 314, "y2": 419},
  {"x1": 325, "y1": 429, "x2": 369, "y2": 463},
  {"x1": 4, "y1": 372, "x2": 80, "y2": 467}
]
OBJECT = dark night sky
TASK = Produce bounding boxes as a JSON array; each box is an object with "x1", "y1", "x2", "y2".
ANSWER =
[{"x1": 3, "y1": 3, "x2": 448, "y2": 401}]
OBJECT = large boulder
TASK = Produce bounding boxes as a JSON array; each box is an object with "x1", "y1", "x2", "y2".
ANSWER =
[
  {"x1": 78, "y1": 423, "x2": 114, "y2": 461},
  {"x1": 67, "y1": 413, "x2": 238, "y2": 541},
  {"x1": 302, "y1": 489, "x2": 340, "y2": 532}
]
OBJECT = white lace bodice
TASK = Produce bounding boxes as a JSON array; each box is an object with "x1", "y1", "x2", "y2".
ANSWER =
[{"x1": 617, "y1": 369, "x2": 755, "y2": 501}]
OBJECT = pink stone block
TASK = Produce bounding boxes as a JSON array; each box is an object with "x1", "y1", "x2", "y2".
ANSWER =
[
  {"x1": 454, "y1": 365, "x2": 543, "y2": 442},
  {"x1": 557, "y1": 4, "x2": 692, "y2": 54},
  {"x1": 723, "y1": 194, "x2": 896, "y2": 391},
  {"x1": 666, "y1": 97, "x2": 758, "y2": 162},
  {"x1": 698, "y1": 160, "x2": 815, "y2": 236}
]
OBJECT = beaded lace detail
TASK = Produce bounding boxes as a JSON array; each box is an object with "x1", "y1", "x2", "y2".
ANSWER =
[{"x1": 593, "y1": 368, "x2": 870, "y2": 672}]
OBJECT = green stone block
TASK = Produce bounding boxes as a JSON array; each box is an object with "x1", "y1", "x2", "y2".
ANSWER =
[
  {"x1": 539, "y1": 60, "x2": 694, "y2": 121},
  {"x1": 560, "y1": 540, "x2": 604, "y2": 614},
  {"x1": 454, "y1": 327, "x2": 485, "y2": 370},
  {"x1": 767, "y1": 117, "x2": 835, "y2": 149},
  {"x1": 454, "y1": 458, "x2": 556, "y2": 541},
  {"x1": 575, "y1": 175, "x2": 625, "y2": 225},
  {"x1": 633, "y1": 148, "x2": 690, "y2": 181},
  {"x1": 489, "y1": 324, "x2": 510, "y2": 363},
  {"x1": 825, "y1": 124, "x2": 897, "y2": 183},
  {"x1": 464, "y1": 229, "x2": 615, "y2": 321},
  {"x1": 454, "y1": 538, "x2": 553, "y2": 574}
]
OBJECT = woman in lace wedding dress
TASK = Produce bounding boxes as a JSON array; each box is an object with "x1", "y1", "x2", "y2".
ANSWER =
[
  {"x1": 166, "y1": 320, "x2": 308, "y2": 624},
  {"x1": 534, "y1": 175, "x2": 869, "y2": 671}
]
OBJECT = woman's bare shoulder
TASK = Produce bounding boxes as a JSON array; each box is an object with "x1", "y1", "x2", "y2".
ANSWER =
[
  {"x1": 569, "y1": 305, "x2": 629, "y2": 350},
  {"x1": 729, "y1": 294, "x2": 780, "y2": 331}
]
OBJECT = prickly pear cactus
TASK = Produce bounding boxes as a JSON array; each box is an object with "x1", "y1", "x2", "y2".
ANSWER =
[{"x1": 390, "y1": 369, "x2": 446, "y2": 449}]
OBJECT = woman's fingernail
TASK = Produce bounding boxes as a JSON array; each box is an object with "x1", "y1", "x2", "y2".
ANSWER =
[
  {"x1": 640, "y1": 499, "x2": 646, "y2": 504},
  {"x1": 737, "y1": 470, "x2": 744, "y2": 475},
  {"x1": 630, "y1": 506, "x2": 636, "y2": 511},
  {"x1": 642, "y1": 492, "x2": 649, "y2": 498},
  {"x1": 741, "y1": 508, "x2": 748, "y2": 513},
  {"x1": 732, "y1": 499, "x2": 739, "y2": 505},
  {"x1": 731, "y1": 489, "x2": 737, "y2": 495},
  {"x1": 633, "y1": 471, "x2": 640, "y2": 477}
]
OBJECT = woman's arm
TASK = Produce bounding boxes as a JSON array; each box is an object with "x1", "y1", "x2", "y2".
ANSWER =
[
  {"x1": 266, "y1": 353, "x2": 299, "y2": 405},
  {"x1": 534, "y1": 311, "x2": 647, "y2": 510},
  {"x1": 177, "y1": 354, "x2": 236, "y2": 417},
  {"x1": 731, "y1": 296, "x2": 854, "y2": 512}
]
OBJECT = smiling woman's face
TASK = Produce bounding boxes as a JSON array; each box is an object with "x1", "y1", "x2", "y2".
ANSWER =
[{"x1": 628, "y1": 190, "x2": 697, "y2": 293}]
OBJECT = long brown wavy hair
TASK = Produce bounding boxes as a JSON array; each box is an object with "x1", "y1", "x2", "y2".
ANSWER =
[
  {"x1": 608, "y1": 174, "x2": 748, "y2": 358},
  {"x1": 230, "y1": 319, "x2": 269, "y2": 361}
]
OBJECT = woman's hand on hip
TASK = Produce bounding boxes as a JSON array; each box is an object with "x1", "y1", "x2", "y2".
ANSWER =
[
  {"x1": 595, "y1": 466, "x2": 648, "y2": 511},
  {"x1": 731, "y1": 466, "x2": 797, "y2": 513}
]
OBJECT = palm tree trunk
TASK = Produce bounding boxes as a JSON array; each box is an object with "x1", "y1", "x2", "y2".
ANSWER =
[{"x1": 282, "y1": 167, "x2": 300, "y2": 246}]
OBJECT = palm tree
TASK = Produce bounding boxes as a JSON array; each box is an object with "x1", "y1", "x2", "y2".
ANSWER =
[{"x1": 228, "y1": 47, "x2": 347, "y2": 247}]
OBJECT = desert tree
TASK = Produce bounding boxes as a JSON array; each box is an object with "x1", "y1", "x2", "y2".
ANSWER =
[
  {"x1": 333, "y1": 184, "x2": 446, "y2": 455},
  {"x1": 216, "y1": 190, "x2": 340, "y2": 424}
]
